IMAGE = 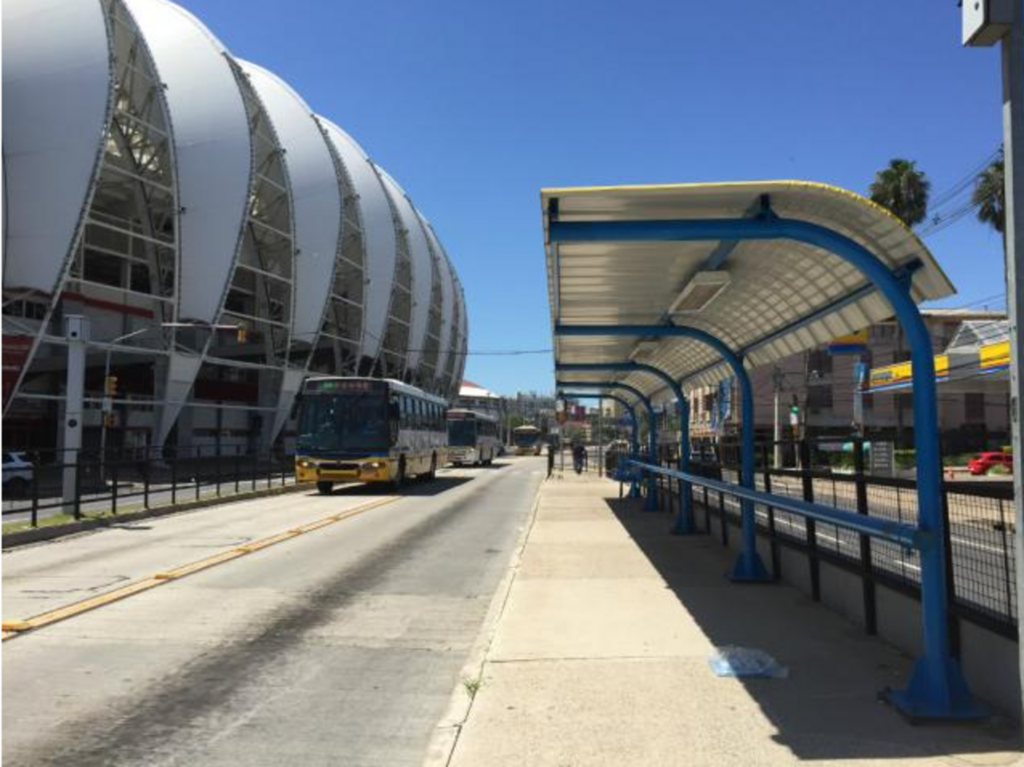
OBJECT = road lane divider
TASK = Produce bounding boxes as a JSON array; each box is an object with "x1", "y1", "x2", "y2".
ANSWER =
[{"x1": 1, "y1": 494, "x2": 399, "y2": 641}]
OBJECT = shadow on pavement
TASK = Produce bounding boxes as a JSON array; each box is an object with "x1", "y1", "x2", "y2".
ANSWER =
[
  {"x1": 306, "y1": 476, "x2": 472, "y2": 499},
  {"x1": 448, "y1": 462, "x2": 511, "y2": 471},
  {"x1": 604, "y1": 496, "x2": 1022, "y2": 762}
]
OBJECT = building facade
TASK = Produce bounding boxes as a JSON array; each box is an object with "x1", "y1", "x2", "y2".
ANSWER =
[
  {"x1": 2, "y1": 0, "x2": 468, "y2": 456},
  {"x1": 683, "y1": 310, "x2": 1010, "y2": 455}
]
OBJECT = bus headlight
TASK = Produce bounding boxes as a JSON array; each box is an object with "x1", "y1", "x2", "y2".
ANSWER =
[
  {"x1": 297, "y1": 459, "x2": 312, "y2": 469},
  {"x1": 364, "y1": 461, "x2": 385, "y2": 469}
]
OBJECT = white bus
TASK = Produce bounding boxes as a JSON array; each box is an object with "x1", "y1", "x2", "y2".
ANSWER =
[
  {"x1": 512, "y1": 424, "x2": 543, "y2": 456},
  {"x1": 446, "y1": 409, "x2": 500, "y2": 466},
  {"x1": 295, "y1": 377, "x2": 448, "y2": 494}
]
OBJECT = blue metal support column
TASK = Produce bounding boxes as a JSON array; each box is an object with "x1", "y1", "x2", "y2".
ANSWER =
[
  {"x1": 554, "y1": 328, "x2": 767, "y2": 578},
  {"x1": 556, "y1": 361, "x2": 694, "y2": 533},
  {"x1": 556, "y1": 380, "x2": 658, "y2": 508},
  {"x1": 549, "y1": 210, "x2": 984, "y2": 718},
  {"x1": 561, "y1": 391, "x2": 640, "y2": 497}
]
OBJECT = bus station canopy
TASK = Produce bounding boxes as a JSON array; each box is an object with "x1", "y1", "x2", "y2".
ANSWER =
[{"x1": 543, "y1": 181, "x2": 955, "y2": 399}]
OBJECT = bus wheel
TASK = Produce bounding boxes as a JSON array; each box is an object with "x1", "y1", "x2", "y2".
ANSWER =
[{"x1": 316, "y1": 481, "x2": 333, "y2": 495}]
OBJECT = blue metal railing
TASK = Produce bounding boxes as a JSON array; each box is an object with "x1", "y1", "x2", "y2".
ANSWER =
[{"x1": 628, "y1": 459, "x2": 927, "y2": 550}]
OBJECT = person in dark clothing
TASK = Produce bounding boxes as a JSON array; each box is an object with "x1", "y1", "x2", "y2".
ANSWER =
[
  {"x1": 547, "y1": 443, "x2": 555, "y2": 478},
  {"x1": 572, "y1": 443, "x2": 587, "y2": 474}
]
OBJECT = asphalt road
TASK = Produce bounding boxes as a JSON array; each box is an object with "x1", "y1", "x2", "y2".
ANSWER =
[{"x1": 3, "y1": 457, "x2": 546, "y2": 767}]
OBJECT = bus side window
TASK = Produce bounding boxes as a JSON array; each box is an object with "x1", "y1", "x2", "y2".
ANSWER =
[{"x1": 401, "y1": 396, "x2": 410, "y2": 429}]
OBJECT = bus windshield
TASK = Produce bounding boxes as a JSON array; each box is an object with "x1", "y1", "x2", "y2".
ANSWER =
[
  {"x1": 514, "y1": 430, "x2": 539, "y2": 447},
  {"x1": 297, "y1": 391, "x2": 389, "y2": 454},
  {"x1": 447, "y1": 419, "x2": 478, "y2": 447}
]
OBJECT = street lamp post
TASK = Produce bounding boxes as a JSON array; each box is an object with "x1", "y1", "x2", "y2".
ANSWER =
[
  {"x1": 100, "y1": 327, "x2": 151, "y2": 478},
  {"x1": 962, "y1": 0, "x2": 1023, "y2": 718}
]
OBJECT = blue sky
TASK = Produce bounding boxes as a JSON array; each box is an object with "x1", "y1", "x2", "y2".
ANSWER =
[{"x1": 184, "y1": 0, "x2": 1008, "y2": 396}]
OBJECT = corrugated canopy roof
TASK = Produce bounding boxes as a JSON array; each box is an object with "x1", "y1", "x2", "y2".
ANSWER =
[{"x1": 543, "y1": 181, "x2": 955, "y2": 402}]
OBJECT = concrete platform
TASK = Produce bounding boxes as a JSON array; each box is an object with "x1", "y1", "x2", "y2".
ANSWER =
[{"x1": 442, "y1": 472, "x2": 1023, "y2": 766}]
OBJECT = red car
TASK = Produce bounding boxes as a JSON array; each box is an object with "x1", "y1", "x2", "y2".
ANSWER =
[{"x1": 967, "y1": 452, "x2": 1014, "y2": 476}]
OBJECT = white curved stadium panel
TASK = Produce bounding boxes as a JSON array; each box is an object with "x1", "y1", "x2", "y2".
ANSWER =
[
  {"x1": 2, "y1": 0, "x2": 111, "y2": 293},
  {"x1": 318, "y1": 118, "x2": 396, "y2": 360},
  {"x1": 238, "y1": 60, "x2": 342, "y2": 347},
  {"x1": 418, "y1": 212, "x2": 456, "y2": 381},
  {"x1": 125, "y1": 0, "x2": 251, "y2": 324},
  {"x1": 376, "y1": 168, "x2": 433, "y2": 371}
]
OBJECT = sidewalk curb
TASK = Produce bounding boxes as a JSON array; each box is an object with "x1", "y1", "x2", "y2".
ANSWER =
[
  {"x1": 2, "y1": 482, "x2": 311, "y2": 550},
  {"x1": 421, "y1": 475, "x2": 545, "y2": 767}
]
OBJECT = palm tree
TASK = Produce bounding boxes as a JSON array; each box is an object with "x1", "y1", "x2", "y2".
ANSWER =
[
  {"x1": 972, "y1": 156, "x2": 1005, "y2": 235},
  {"x1": 869, "y1": 158, "x2": 931, "y2": 228}
]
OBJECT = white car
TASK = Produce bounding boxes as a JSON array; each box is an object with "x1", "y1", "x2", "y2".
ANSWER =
[{"x1": 2, "y1": 451, "x2": 34, "y2": 496}]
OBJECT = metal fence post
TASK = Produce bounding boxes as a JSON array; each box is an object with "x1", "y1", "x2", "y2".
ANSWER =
[
  {"x1": 216, "y1": 448, "x2": 222, "y2": 498},
  {"x1": 111, "y1": 452, "x2": 119, "y2": 516},
  {"x1": 143, "y1": 455, "x2": 150, "y2": 510},
  {"x1": 941, "y1": 485, "x2": 962, "y2": 660},
  {"x1": 999, "y1": 498, "x2": 1015, "y2": 632},
  {"x1": 800, "y1": 440, "x2": 821, "y2": 602},
  {"x1": 171, "y1": 450, "x2": 178, "y2": 506},
  {"x1": 854, "y1": 438, "x2": 876, "y2": 635},
  {"x1": 235, "y1": 448, "x2": 241, "y2": 495},
  {"x1": 719, "y1": 490, "x2": 728, "y2": 546},
  {"x1": 72, "y1": 451, "x2": 83, "y2": 521},
  {"x1": 762, "y1": 443, "x2": 780, "y2": 579},
  {"x1": 30, "y1": 468, "x2": 40, "y2": 528},
  {"x1": 195, "y1": 445, "x2": 202, "y2": 502}
]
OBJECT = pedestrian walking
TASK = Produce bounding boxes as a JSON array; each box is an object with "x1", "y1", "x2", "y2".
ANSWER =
[{"x1": 572, "y1": 442, "x2": 586, "y2": 474}]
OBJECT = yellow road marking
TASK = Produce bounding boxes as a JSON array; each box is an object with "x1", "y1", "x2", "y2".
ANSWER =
[{"x1": 2, "y1": 495, "x2": 399, "y2": 641}]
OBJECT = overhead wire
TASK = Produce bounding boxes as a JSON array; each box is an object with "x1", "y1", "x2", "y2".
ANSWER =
[{"x1": 916, "y1": 146, "x2": 1003, "y2": 239}]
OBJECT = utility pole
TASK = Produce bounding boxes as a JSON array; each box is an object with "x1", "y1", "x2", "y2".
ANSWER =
[
  {"x1": 772, "y1": 365, "x2": 783, "y2": 468},
  {"x1": 62, "y1": 316, "x2": 89, "y2": 513},
  {"x1": 962, "y1": 0, "x2": 1023, "y2": 720}
]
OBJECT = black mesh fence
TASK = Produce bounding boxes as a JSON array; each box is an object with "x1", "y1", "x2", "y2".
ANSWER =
[{"x1": 642, "y1": 437, "x2": 1016, "y2": 639}]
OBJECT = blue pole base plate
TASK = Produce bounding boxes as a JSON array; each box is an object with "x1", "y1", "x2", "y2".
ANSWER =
[
  {"x1": 881, "y1": 658, "x2": 990, "y2": 721},
  {"x1": 728, "y1": 551, "x2": 772, "y2": 583}
]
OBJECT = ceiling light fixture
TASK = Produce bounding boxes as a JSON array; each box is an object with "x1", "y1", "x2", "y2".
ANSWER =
[{"x1": 669, "y1": 270, "x2": 731, "y2": 314}]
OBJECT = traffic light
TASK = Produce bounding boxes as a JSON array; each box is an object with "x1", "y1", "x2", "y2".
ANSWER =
[
  {"x1": 236, "y1": 325, "x2": 248, "y2": 344},
  {"x1": 790, "y1": 394, "x2": 799, "y2": 415},
  {"x1": 103, "y1": 412, "x2": 116, "y2": 428},
  {"x1": 104, "y1": 375, "x2": 118, "y2": 396}
]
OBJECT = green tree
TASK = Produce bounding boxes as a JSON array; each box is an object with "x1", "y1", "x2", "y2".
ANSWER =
[
  {"x1": 869, "y1": 158, "x2": 931, "y2": 227},
  {"x1": 972, "y1": 156, "x2": 1005, "y2": 236}
]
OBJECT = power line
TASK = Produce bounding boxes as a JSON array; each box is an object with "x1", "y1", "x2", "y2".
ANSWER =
[{"x1": 917, "y1": 146, "x2": 1003, "y2": 239}]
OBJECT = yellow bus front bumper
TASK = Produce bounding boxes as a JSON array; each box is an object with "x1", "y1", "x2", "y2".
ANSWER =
[{"x1": 295, "y1": 457, "x2": 392, "y2": 483}]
